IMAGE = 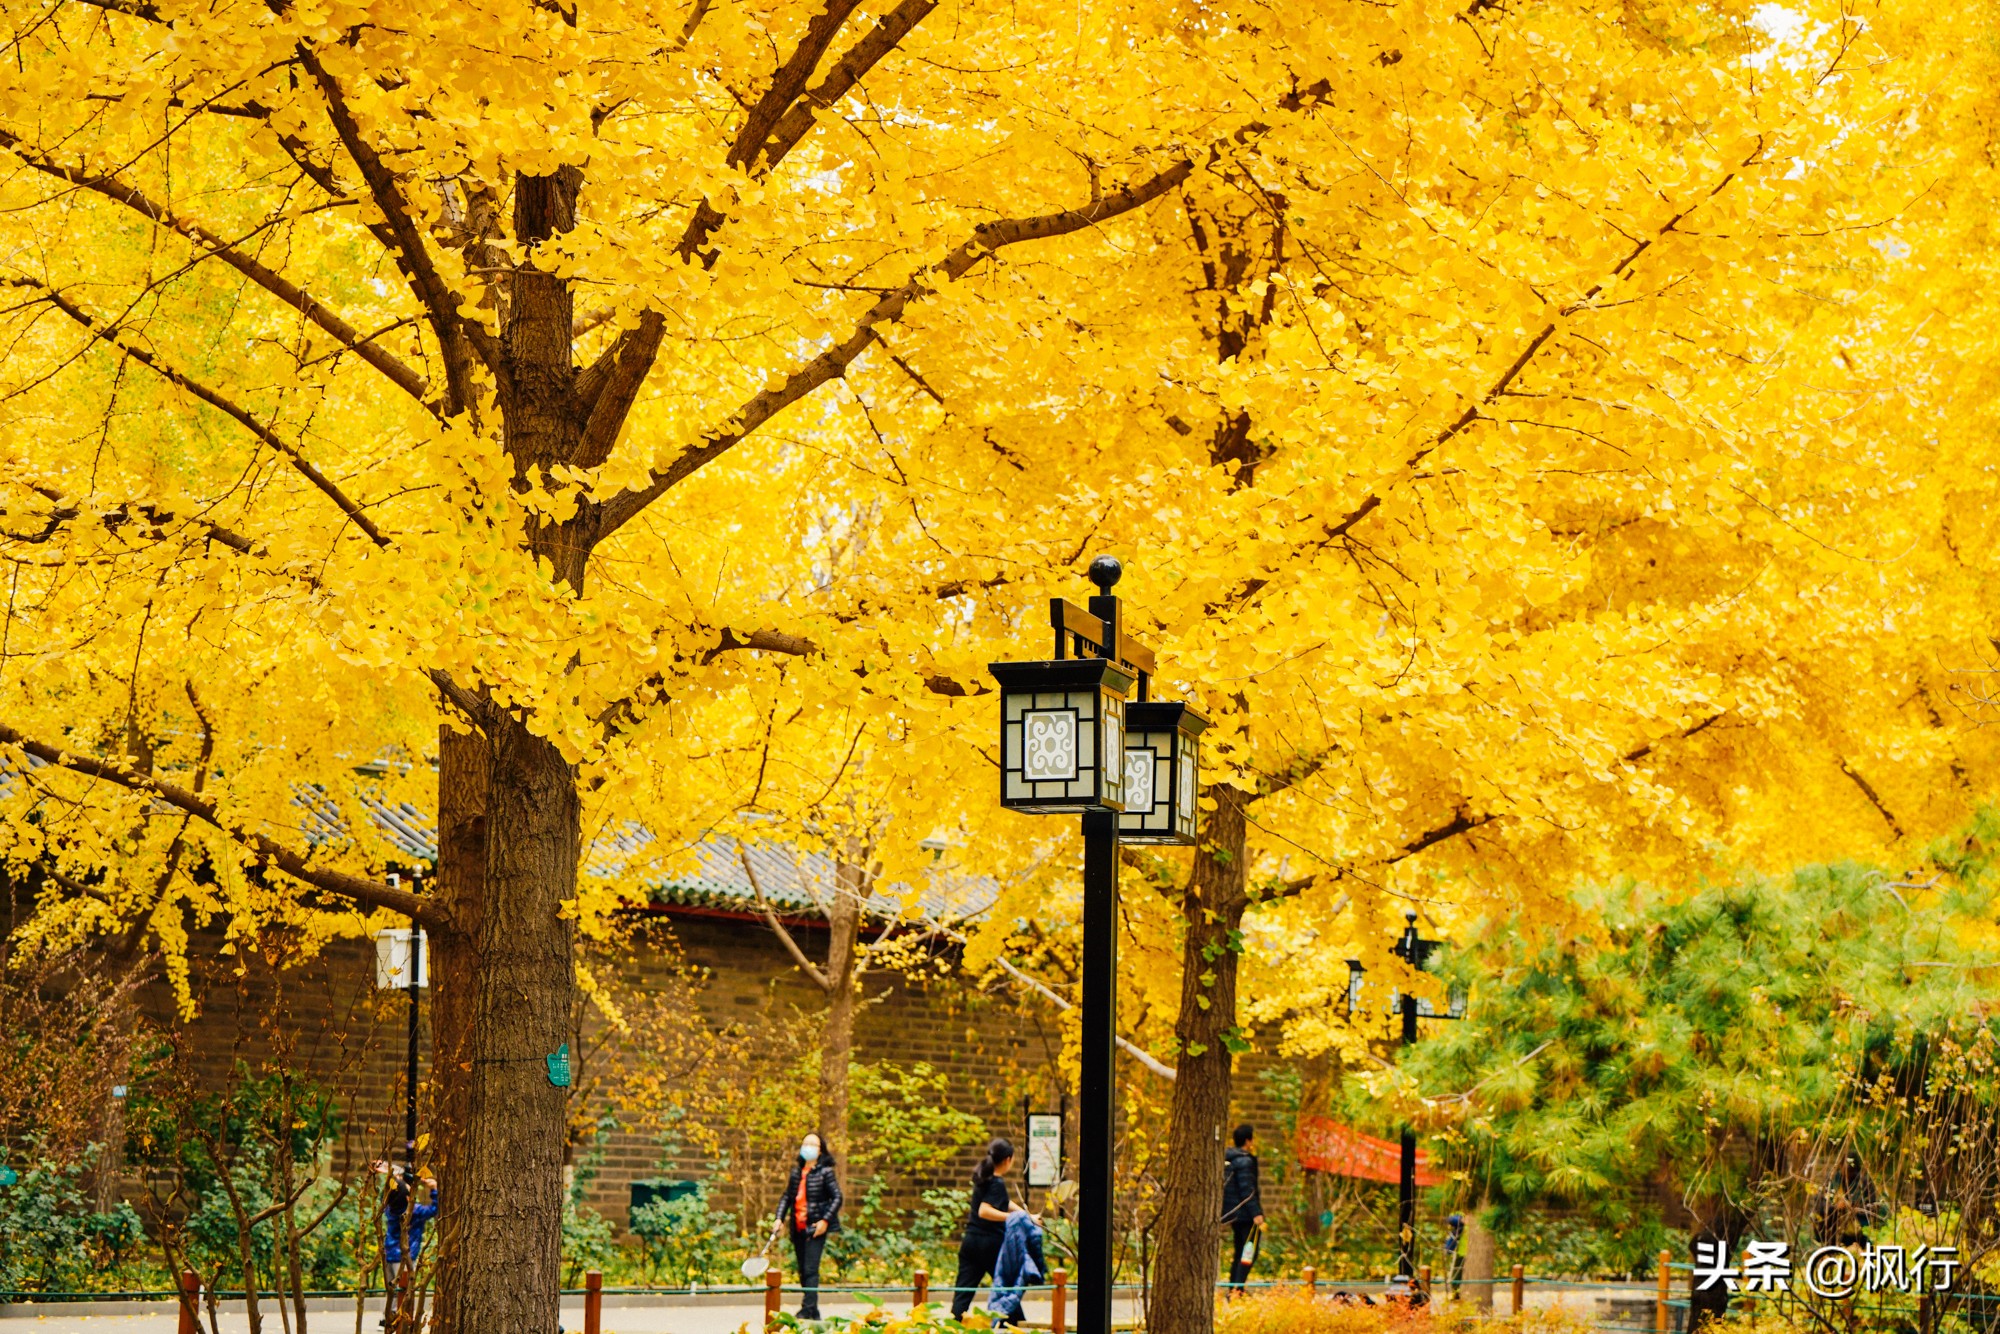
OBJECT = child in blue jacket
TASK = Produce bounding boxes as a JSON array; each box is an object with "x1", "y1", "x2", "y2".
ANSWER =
[{"x1": 375, "y1": 1162, "x2": 438, "y2": 1327}]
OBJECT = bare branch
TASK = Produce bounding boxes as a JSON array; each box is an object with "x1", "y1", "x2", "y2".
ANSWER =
[
  {"x1": 0, "y1": 722, "x2": 442, "y2": 927},
  {"x1": 740, "y1": 849, "x2": 832, "y2": 990},
  {"x1": 17, "y1": 279, "x2": 390, "y2": 547},
  {"x1": 904, "y1": 893, "x2": 1178, "y2": 1077},
  {"x1": 0, "y1": 130, "x2": 430, "y2": 405}
]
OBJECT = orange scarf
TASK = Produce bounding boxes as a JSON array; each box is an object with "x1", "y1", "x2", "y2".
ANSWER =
[{"x1": 794, "y1": 1167, "x2": 809, "y2": 1229}]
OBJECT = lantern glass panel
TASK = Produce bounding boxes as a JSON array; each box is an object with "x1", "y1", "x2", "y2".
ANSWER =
[
  {"x1": 1124, "y1": 746, "x2": 1157, "y2": 813},
  {"x1": 1023, "y1": 708, "x2": 1079, "y2": 781},
  {"x1": 1176, "y1": 730, "x2": 1199, "y2": 840},
  {"x1": 1102, "y1": 702, "x2": 1125, "y2": 807}
]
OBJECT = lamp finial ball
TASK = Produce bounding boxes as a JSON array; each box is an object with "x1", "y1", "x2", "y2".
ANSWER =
[{"x1": 1089, "y1": 555, "x2": 1123, "y2": 593}]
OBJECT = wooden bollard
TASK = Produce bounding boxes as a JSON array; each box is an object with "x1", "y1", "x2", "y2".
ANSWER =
[
  {"x1": 1511, "y1": 1264, "x2": 1525, "y2": 1315},
  {"x1": 1656, "y1": 1250, "x2": 1671, "y2": 1334},
  {"x1": 1052, "y1": 1268, "x2": 1068, "y2": 1334},
  {"x1": 1421, "y1": 1265, "x2": 1432, "y2": 1302},
  {"x1": 913, "y1": 1266, "x2": 929, "y2": 1311},
  {"x1": 585, "y1": 1270, "x2": 603, "y2": 1334},
  {"x1": 765, "y1": 1266, "x2": 783, "y2": 1330},
  {"x1": 1304, "y1": 1265, "x2": 1317, "y2": 1297},
  {"x1": 177, "y1": 1270, "x2": 200, "y2": 1334}
]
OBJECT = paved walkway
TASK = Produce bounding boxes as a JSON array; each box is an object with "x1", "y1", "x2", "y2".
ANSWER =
[{"x1": 0, "y1": 1294, "x2": 1127, "y2": 1334}]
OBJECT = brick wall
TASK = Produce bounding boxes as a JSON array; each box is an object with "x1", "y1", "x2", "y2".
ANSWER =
[{"x1": 147, "y1": 911, "x2": 1291, "y2": 1236}]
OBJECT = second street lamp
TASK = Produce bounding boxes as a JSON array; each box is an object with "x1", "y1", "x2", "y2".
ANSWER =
[
  {"x1": 989, "y1": 556, "x2": 1198, "y2": 1334},
  {"x1": 1345, "y1": 912, "x2": 1465, "y2": 1290}
]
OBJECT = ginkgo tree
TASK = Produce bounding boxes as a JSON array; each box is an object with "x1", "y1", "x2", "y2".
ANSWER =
[
  {"x1": 6, "y1": 1, "x2": 2000, "y2": 1333},
  {"x1": 687, "y1": 4, "x2": 2000, "y2": 1331},
  {"x1": 0, "y1": 1, "x2": 1317, "y2": 1330}
]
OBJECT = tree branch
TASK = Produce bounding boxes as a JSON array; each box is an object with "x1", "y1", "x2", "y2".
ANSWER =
[
  {"x1": 1840, "y1": 759, "x2": 1905, "y2": 839},
  {"x1": 0, "y1": 131, "x2": 430, "y2": 405},
  {"x1": 597, "y1": 155, "x2": 1197, "y2": 538},
  {"x1": 1221, "y1": 146, "x2": 1765, "y2": 611},
  {"x1": 299, "y1": 48, "x2": 490, "y2": 413},
  {"x1": 18, "y1": 279, "x2": 390, "y2": 547},
  {"x1": 740, "y1": 849, "x2": 832, "y2": 990},
  {"x1": 0, "y1": 723, "x2": 442, "y2": 927},
  {"x1": 569, "y1": 0, "x2": 937, "y2": 454},
  {"x1": 728, "y1": 0, "x2": 867, "y2": 171},
  {"x1": 71, "y1": 0, "x2": 162, "y2": 20},
  {"x1": 756, "y1": 0, "x2": 937, "y2": 172},
  {"x1": 426, "y1": 669, "x2": 495, "y2": 732},
  {"x1": 1, "y1": 490, "x2": 257, "y2": 554},
  {"x1": 1385, "y1": 810, "x2": 1496, "y2": 865},
  {"x1": 901, "y1": 900, "x2": 1176, "y2": 1078}
]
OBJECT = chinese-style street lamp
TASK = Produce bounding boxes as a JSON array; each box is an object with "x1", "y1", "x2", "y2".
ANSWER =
[
  {"x1": 1346, "y1": 912, "x2": 1465, "y2": 1288},
  {"x1": 374, "y1": 876, "x2": 428, "y2": 1189},
  {"x1": 990, "y1": 556, "x2": 1205, "y2": 1334}
]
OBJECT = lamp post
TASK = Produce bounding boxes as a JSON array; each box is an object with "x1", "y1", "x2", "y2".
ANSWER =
[
  {"x1": 373, "y1": 879, "x2": 428, "y2": 1186},
  {"x1": 1345, "y1": 912, "x2": 1464, "y2": 1287},
  {"x1": 989, "y1": 557, "x2": 1204, "y2": 1334}
]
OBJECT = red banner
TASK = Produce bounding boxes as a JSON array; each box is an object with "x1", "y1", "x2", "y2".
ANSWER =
[{"x1": 1294, "y1": 1116, "x2": 1442, "y2": 1186}]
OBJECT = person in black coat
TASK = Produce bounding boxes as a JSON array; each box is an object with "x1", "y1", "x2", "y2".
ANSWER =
[
  {"x1": 775, "y1": 1131, "x2": 843, "y2": 1320},
  {"x1": 951, "y1": 1138, "x2": 1025, "y2": 1318},
  {"x1": 1221, "y1": 1123, "x2": 1265, "y2": 1290}
]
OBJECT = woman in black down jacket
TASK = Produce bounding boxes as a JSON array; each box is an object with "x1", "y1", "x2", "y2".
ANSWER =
[{"x1": 775, "y1": 1131, "x2": 843, "y2": 1320}]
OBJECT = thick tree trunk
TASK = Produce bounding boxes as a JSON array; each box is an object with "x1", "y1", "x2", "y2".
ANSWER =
[
  {"x1": 428, "y1": 725, "x2": 486, "y2": 1334},
  {"x1": 435, "y1": 716, "x2": 578, "y2": 1334},
  {"x1": 431, "y1": 166, "x2": 588, "y2": 1334},
  {"x1": 1150, "y1": 787, "x2": 1251, "y2": 1334}
]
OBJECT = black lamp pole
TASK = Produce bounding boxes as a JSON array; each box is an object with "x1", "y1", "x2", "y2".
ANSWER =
[
  {"x1": 404, "y1": 912, "x2": 422, "y2": 1182},
  {"x1": 1077, "y1": 556, "x2": 1124, "y2": 1334},
  {"x1": 1395, "y1": 911, "x2": 1420, "y2": 1284}
]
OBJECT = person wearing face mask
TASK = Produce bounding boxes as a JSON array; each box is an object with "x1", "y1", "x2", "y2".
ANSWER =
[
  {"x1": 775, "y1": 1131, "x2": 842, "y2": 1320},
  {"x1": 950, "y1": 1138, "x2": 1025, "y2": 1320}
]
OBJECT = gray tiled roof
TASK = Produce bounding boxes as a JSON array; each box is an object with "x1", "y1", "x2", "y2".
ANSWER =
[
  {"x1": 641, "y1": 835, "x2": 998, "y2": 922},
  {"x1": 6, "y1": 755, "x2": 993, "y2": 925}
]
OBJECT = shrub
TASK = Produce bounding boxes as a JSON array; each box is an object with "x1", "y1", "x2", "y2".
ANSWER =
[
  {"x1": 0, "y1": 1151, "x2": 147, "y2": 1293},
  {"x1": 630, "y1": 1182, "x2": 737, "y2": 1285},
  {"x1": 561, "y1": 1199, "x2": 619, "y2": 1287}
]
